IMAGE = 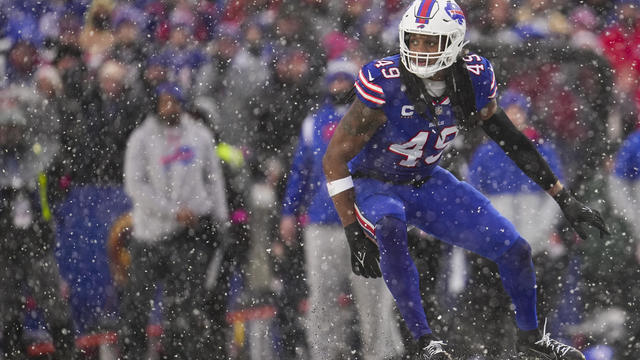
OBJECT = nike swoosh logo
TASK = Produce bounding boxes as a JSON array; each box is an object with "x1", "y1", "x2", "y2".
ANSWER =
[
  {"x1": 367, "y1": 70, "x2": 375, "y2": 82},
  {"x1": 355, "y1": 251, "x2": 366, "y2": 267}
]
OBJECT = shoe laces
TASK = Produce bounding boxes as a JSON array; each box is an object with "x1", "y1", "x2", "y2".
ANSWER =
[
  {"x1": 424, "y1": 340, "x2": 446, "y2": 358},
  {"x1": 535, "y1": 318, "x2": 572, "y2": 356}
]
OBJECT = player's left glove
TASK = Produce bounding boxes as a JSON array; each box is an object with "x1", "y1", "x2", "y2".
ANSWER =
[
  {"x1": 554, "y1": 188, "x2": 610, "y2": 240},
  {"x1": 344, "y1": 222, "x2": 382, "y2": 278}
]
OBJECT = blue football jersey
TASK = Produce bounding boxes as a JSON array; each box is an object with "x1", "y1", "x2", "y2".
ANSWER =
[{"x1": 350, "y1": 53, "x2": 497, "y2": 182}]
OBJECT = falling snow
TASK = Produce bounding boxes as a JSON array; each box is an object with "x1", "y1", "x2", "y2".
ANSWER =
[{"x1": 0, "y1": 0, "x2": 639, "y2": 359}]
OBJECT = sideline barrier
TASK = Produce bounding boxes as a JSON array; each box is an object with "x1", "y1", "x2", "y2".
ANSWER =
[{"x1": 54, "y1": 185, "x2": 131, "y2": 334}]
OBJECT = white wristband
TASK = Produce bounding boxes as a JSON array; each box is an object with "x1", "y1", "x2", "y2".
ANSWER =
[{"x1": 326, "y1": 176, "x2": 354, "y2": 197}]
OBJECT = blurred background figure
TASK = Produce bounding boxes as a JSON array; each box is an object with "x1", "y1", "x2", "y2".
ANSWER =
[
  {"x1": 5, "y1": 39, "x2": 40, "y2": 87},
  {"x1": 279, "y1": 59, "x2": 404, "y2": 360},
  {"x1": 253, "y1": 48, "x2": 318, "y2": 173},
  {"x1": 0, "y1": 99, "x2": 76, "y2": 359},
  {"x1": 161, "y1": 5, "x2": 210, "y2": 100},
  {"x1": 468, "y1": 90, "x2": 565, "y2": 258},
  {"x1": 198, "y1": 22, "x2": 240, "y2": 101},
  {"x1": 140, "y1": 51, "x2": 172, "y2": 114},
  {"x1": 250, "y1": 46, "x2": 320, "y2": 359},
  {"x1": 600, "y1": 0, "x2": 640, "y2": 139},
  {"x1": 110, "y1": 4, "x2": 147, "y2": 76},
  {"x1": 66, "y1": 59, "x2": 143, "y2": 185},
  {"x1": 119, "y1": 83, "x2": 229, "y2": 359},
  {"x1": 609, "y1": 123, "x2": 640, "y2": 265},
  {"x1": 79, "y1": 0, "x2": 115, "y2": 69},
  {"x1": 208, "y1": 19, "x2": 270, "y2": 150},
  {"x1": 510, "y1": 0, "x2": 571, "y2": 42},
  {"x1": 188, "y1": 99, "x2": 253, "y2": 359},
  {"x1": 568, "y1": 5, "x2": 602, "y2": 52},
  {"x1": 465, "y1": 0, "x2": 521, "y2": 45}
]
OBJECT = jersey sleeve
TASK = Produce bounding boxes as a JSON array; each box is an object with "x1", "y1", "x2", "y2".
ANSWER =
[
  {"x1": 464, "y1": 54, "x2": 498, "y2": 112},
  {"x1": 354, "y1": 60, "x2": 387, "y2": 109}
]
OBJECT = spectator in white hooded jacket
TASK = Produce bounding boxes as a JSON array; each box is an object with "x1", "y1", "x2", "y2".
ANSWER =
[{"x1": 119, "y1": 83, "x2": 229, "y2": 360}]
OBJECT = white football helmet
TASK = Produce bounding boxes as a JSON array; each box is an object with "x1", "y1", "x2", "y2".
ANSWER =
[{"x1": 399, "y1": 0, "x2": 468, "y2": 78}]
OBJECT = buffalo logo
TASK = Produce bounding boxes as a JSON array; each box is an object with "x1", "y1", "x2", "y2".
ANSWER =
[
  {"x1": 445, "y1": 1, "x2": 465, "y2": 25},
  {"x1": 162, "y1": 146, "x2": 196, "y2": 169}
]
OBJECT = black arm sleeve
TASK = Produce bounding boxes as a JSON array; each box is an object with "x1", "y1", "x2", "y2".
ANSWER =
[{"x1": 480, "y1": 108, "x2": 558, "y2": 190}]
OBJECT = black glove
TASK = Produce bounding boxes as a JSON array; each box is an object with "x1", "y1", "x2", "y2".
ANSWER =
[
  {"x1": 344, "y1": 222, "x2": 382, "y2": 278},
  {"x1": 554, "y1": 188, "x2": 610, "y2": 239}
]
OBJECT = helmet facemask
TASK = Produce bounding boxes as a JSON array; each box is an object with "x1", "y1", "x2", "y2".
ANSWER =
[
  {"x1": 400, "y1": 31, "x2": 465, "y2": 78},
  {"x1": 398, "y1": 0, "x2": 468, "y2": 79}
]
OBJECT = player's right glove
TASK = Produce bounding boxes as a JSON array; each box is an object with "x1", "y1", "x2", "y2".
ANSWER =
[
  {"x1": 344, "y1": 222, "x2": 382, "y2": 278},
  {"x1": 554, "y1": 187, "x2": 610, "y2": 240}
]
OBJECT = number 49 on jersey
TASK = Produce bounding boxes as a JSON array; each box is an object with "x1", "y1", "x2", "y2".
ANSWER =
[{"x1": 388, "y1": 126, "x2": 458, "y2": 167}]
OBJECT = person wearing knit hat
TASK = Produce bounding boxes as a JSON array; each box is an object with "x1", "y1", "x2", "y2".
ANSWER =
[
  {"x1": 499, "y1": 89, "x2": 531, "y2": 116},
  {"x1": 111, "y1": 4, "x2": 147, "y2": 66},
  {"x1": 156, "y1": 82, "x2": 186, "y2": 105},
  {"x1": 153, "y1": 82, "x2": 186, "y2": 128},
  {"x1": 324, "y1": 58, "x2": 359, "y2": 104},
  {"x1": 325, "y1": 58, "x2": 359, "y2": 83}
]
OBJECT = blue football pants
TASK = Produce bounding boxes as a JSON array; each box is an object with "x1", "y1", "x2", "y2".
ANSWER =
[{"x1": 353, "y1": 166, "x2": 538, "y2": 339}]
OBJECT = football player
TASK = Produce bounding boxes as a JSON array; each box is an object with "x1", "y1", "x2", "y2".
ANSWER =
[{"x1": 322, "y1": 0, "x2": 608, "y2": 359}]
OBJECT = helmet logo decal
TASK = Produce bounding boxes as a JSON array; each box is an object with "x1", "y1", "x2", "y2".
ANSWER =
[
  {"x1": 415, "y1": 0, "x2": 439, "y2": 24},
  {"x1": 444, "y1": 1, "x2": 465, "y2": 25}
]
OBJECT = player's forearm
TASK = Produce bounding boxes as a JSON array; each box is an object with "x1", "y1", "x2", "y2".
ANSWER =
[
  {"x1": 322, "y1": 144, "x2": 351, "y2": 180},
  {"x1": 323, "y1": 151, "x2": 357, "y2": 226},
  {"x1": 329, "y1": 189, "x2": 358, "y2": 227},
  {"x1": 322, "y1": 99, "x2": 386, "y2": 227}
]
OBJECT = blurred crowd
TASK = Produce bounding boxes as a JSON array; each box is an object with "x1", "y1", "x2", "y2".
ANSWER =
[{"x1": 1, "y1": 0, "x2": 640, "y2": 359}]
